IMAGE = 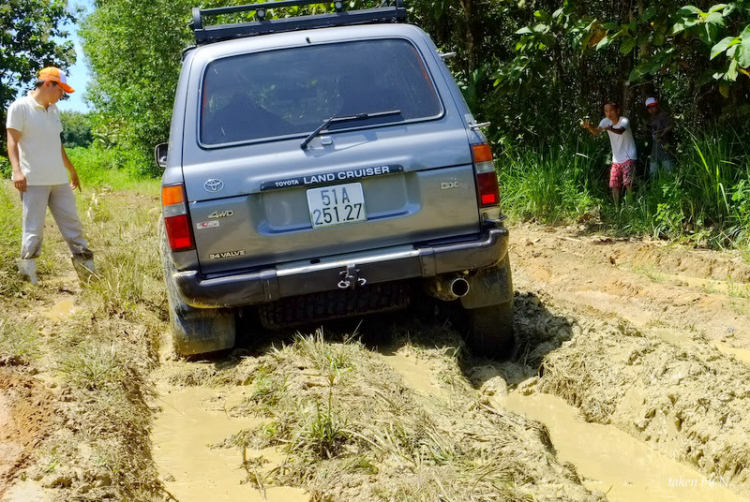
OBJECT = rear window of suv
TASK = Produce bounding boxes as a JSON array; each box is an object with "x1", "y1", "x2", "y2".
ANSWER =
[{"x1": 200, "y1": 39, "x2": 442, "y2": 146}]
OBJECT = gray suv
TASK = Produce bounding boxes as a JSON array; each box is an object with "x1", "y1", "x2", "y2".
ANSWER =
[{"x1": 158, "y1": 0, "x2": 514, "y2": 358}]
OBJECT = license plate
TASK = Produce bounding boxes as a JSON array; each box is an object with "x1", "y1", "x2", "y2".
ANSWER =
[{"x1": 307, "y1": 183, "x2": 367, "y2": 229}]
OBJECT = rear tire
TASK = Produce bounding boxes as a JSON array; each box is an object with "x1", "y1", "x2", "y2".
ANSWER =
[
  {"x1": 465, "y1": 299, "x2": 515, "y2": 360},
  {"x1": 160, "y1": 220, "x2": 236, "y2": 356}
]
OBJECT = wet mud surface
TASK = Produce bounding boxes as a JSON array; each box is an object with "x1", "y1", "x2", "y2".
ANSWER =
[{"x1": 4, "y1": 195, "x2": 750, "y2": 501}]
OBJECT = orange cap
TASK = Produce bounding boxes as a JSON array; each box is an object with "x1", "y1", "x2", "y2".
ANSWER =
[{"x1": 38, "y1": 67, "x2": 75, "y2": 94}]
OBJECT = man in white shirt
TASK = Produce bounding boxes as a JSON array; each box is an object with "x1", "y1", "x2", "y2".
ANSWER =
[
  {"x1": 582, "y1": 101, "x2": 638, "y2": 207},
  {"x1": 6, "y1": 67, "x2": 94, "y2": 285}
]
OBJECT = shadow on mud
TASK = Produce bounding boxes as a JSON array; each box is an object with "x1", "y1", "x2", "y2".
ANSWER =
[{"x1": 190, "y1": 291, "x2": 579, "y2": 392}]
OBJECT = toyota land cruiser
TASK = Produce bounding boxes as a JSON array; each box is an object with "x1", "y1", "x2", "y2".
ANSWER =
[{"x1": 158, "y1": 0, "x2": 514, "y2": 358}]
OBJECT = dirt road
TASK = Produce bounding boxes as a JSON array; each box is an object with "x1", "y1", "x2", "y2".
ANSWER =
[
  {"x1": 150, "y1": 223, "x2": 750, "y2": 501},
  {"x1": 1, "y1": 182, "x2": 749, "y2": 501}
]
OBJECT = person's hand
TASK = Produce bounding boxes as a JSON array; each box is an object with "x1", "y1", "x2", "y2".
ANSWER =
[
  {"x1": 13, "y1": 173, "x2": 27, "y2": 193},
  {"x1": 581, "y1": 120, "x2": 591, "y2": 130},
  {"x1": 70, "y1": 171, "x2": 81, "y2": 191}
]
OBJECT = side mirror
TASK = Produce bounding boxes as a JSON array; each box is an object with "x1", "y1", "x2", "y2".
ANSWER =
[{"x1": 154, "y1": 143, "x2": 168, "y2": 170}]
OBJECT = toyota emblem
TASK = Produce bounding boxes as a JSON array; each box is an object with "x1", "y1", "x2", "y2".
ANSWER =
[{"x1": 204, "y1": 179, "x2": 224, "y2": 193}]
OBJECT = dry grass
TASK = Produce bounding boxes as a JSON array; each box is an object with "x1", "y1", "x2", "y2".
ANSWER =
[
  {"x1": 0, "y1": 318, "x2": 41, "y2": 365},
  {"x1": 210, "y1": 327, "x2": 601, "y2": 502}
]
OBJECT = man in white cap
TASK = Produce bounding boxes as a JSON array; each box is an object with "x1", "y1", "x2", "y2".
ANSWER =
[
  {"x1": 645, "y1": 97, "x2": 675, "y2": 176},
  {"x1": 5, "y1": 66, "x2": 94, "y2": 285}
]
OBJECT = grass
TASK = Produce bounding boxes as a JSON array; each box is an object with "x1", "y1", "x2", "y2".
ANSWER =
[
  {"x1": 0, "y1": 318, "x2": 41, "y2": 363},
  {"x1": 208, "y1": 323, "x2": 594, "y2": 502},
  {"x1": 497, "y1": 127, "x2": 750, "y2": 251},
  {"x1": 0, "y1": 181, "x2": 25, "y2": 296},
  {"x1": 65, "y1": 146, "x2": 161, "y2": 193}
]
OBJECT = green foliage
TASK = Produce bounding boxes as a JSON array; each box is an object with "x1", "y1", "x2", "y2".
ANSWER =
[
  {"x1": 0, "y1": 0, "x2": 76, "y2": 153},
  {"x1": 499, "y1": 0, "x2": 749, "y2": 117},
  {"x1": 79, "y1": 0, "x2": 194, "y2": 175},
  {"x1": 0, "y1": 155, "x2": 10, "y2": 179},
  {"x1": 500, "y1": 128, "x2": 750, "y2": 248},
  {"x1": 66, "y1": 146, "x2": 160, "y2": 189},
  {"x1": 61, "y1": 111, "x2": 93, "y2": 148},
  {"x1": 497, "y1": 136, "x2": 602, "y2": 223}
]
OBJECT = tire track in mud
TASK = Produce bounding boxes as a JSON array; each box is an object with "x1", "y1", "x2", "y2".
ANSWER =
[{"x1": 506, "y1": 224, "x2": 750, "y2": 501}]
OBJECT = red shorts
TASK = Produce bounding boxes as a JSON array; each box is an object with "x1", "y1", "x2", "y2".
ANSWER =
[{"x1": 610, "y1": 160, "x2": 635, "y2": 189}]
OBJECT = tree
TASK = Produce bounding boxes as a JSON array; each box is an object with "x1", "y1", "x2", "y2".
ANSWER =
[
  {"x1": 61, "y1": 111, "x2": 93, "y2": 148},
  {"x1": 0, "y1": 0, "x2": 76, "y2": 153},
  {"x1": 79, "y1": 0, "x2": 194, "y2": 175}
]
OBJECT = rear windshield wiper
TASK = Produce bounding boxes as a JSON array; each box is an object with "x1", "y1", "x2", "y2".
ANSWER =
[{"x1": 300, "y1": 110, "x2": 402, "y2": 150}]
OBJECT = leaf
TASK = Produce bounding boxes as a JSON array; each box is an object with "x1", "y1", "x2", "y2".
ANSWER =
[
  {"x1": 711, "y1": 36, "x2": 739, "y2": 59},
  {"x1": 679, "y1": 5, "x2": 703, "y2": 16},
  {"x1": 552, "y1": 8, "x2": 564, "y2": 19},
  {"x1": 533, "y1": 23, "x2": 548, "y2": 33},
  {"x1": 603, "y1": 22, "x2": 620, "y2": 30},
  {"x1": 705, "y1": 12, "x2": 726, "y2": 44},
  {"x1": 596, "y1": 34, "x2": 611, "y2": 51},
  {"x1": 629, "y1": 63, "x2": 648, "y2": 81},
  {"x1": 740, "y1": 68, "x2": 750, "y2": 78},
  {"x1": 515, "y1": 27, "x2": 532, "y2": 35},
  {"x1": 725, "y1": 59, "x2": 738, "y2": 81},
  {"x1": 640, "y1": 6, "x2": 657, "y2": 23},
  {"x1": 708, "y1": 3, "x2": 728, "y2": 13},
  {"x1": 737, "y1": 44, "x2": 750, "y2": 68},
  {"x1": 540, "y1": 33, "x2": 556, "y2": 47},
  {"x1": 719, "y1": 82, "x2": 730, "y2": 98},
  {"x1": 743, "y1": 24, "x2": 750, "y2": 40},
  {"x1": 672, "y1": 21, "x2": 687, "y2": 35},
  {"x1": 620, "y1": 37, "x2": 636, "y2": 55},
  {"x1": 705, "y1": 12, "x2": 726, "y2": 27}
]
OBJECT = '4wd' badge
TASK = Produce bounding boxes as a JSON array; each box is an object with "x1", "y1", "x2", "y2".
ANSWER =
[{"x1": 204, "y1": 179, "x2": 224, "y2": 192}]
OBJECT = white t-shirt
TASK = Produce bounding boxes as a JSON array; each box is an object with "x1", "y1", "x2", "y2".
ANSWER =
[
  {"x1": 599, "y1": 116, "x2": 637, "y2": 164},
  {"x1": 6, "y1": 94, "x2": 68, "y2": 186}
]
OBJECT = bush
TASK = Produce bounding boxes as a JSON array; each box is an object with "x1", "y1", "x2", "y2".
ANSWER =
[{"x1": 0, "y1": 155, "x2": 10, "y2": 179}]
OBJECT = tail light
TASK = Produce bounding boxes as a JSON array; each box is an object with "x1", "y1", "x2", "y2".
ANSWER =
[
  {"x1": 472, "y1": 144, "x2": 500, "y2": 208},
  {"x1": 162, "y1": 184, "x2": 195, "y2": 252}
]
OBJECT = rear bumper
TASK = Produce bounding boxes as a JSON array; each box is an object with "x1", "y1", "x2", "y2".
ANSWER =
[{"x1": 173, "y1": 226, "x2": 509, "y2": 308}]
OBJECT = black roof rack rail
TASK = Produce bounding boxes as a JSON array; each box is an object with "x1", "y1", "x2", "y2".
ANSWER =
[{"x1": 190, "y1": 0, "x2": 408, "y2": 45}]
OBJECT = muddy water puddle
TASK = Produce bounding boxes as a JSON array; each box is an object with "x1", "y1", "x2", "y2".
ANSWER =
[
  {"x1": 381, "y1": 351, "x2": 441, "y2": 397},
  {"x1": 44, "y1": 298, "x2": 76, "y2": 321},
  {"x1": 497, "y1": 391, "x2": 747, "y2": 502},
  {"x1": 713, "y1": 342, "x2": 750, "y2": 365},
  {"x1": 152, "y1": 385, "x2": 307, "y2": 502}
]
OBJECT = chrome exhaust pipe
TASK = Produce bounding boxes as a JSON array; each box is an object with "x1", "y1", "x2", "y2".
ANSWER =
[
  {"x1": 430, "y1": 276, "x2": 470, "y2": 301},
  {"x1": 449, "y1": 277, "x2": 470, "y2": 298}
]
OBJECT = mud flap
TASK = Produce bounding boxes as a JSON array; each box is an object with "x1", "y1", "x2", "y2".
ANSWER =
[
  {"x1": 460, "y1": 257, "x2": 513, "y2": 310},
  {"x1": 170, "y1": 307, "x2": 236, "y2": 356}
]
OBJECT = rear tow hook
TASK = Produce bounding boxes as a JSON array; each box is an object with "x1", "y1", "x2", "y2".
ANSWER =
[{"x1": 338, "y1": 264, "x2": 367, "y2": 290}]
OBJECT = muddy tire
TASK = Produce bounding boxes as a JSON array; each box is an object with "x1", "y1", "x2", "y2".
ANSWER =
[
  {"x1": 159, "y1": 220, "x2": 236, "y2": 356},
  {"x1": 465, "y1": 300, "x2": 515, "y2": 360}
]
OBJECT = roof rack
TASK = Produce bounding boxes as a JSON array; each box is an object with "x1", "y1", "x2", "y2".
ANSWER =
[{"x1": 190, "y1": 0, "x2": 408, "y2": 45}]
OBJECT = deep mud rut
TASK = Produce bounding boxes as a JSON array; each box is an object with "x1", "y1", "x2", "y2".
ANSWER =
[{"x1": 3, "y1": 184, "x2": 750, "y2": 501}]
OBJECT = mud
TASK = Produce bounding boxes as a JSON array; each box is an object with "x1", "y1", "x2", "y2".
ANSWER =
[
  {"x1": 508, "y1": 223, "x2": 750, "y2": 500},
  {"x1": 5, "y1": 177, "x2": 750, "y2": 502},
  {"x1": 0, "y1": 369, "x2": 55, "y2": 500},
  {"x1": 152, "y1": 384, "x2": 307, "y2": 502},
  {"x1": 499, "y1": 391, "x2": 745, "y2": 502}
]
